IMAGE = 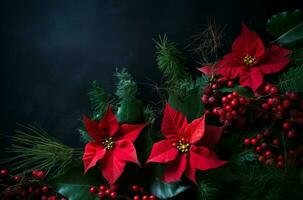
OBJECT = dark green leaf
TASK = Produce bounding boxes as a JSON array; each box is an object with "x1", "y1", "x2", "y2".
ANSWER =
[
  {"x1": 51, "y1": 167, "x2": 104, "y2": 200},
  {"x1": 168, "y1": 87, "x2": 204, "y2": 122},
  {"x1": 150, "y1": 179, "x2": 190, "y2": 199},
  {"x1": 290, "y1": 48, "x2": 303, "y2": 65},
  {"x1": 267, "y1": 10, "x2": 303, "y2": 37},
  {"x1": 277, "y1": 64, "x2": 303, "y2": 92},
  {"x1": 217, "y1": 84, "x2": 254, "y2": 98},
  {"x1": 275, "y1": 22, "x2": 303, "y2": 49},
  {"x1": 116, "y1": 98, "x2": 144, "y2": 123}
]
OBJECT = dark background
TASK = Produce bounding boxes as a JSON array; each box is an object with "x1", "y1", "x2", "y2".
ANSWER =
[{"x1": 0, "y1": 0, "x2": 301, "y2": 151}]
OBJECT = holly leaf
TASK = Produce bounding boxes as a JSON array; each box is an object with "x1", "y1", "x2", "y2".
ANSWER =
[
  {"x1": 168, "y1": 87, "x2": 204, "y2": 122},
  {"x1": 267, "y1": 10, "x2": 303, "y2": 37},
  {"x1": 217, "y1": 84, "x2": 254, "y2": 98},
  {"x1": 150, "y1": 179, "x2": 190, "y2": 199},
  {"x1": 116, "y1": 98, "x2": 144, "y2": 123},
  {"x1": 51, "y1": 166, "x2": 104, "y2": 200}
]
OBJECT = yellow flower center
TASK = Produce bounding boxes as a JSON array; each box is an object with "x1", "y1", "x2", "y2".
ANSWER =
[
  {"x1": 102, "y1": 137, "x2": 115, "y2": 150},
  {"x1": 176, "y1": 140, "x2": 190, "y2": 153},
  {"x1": 243, "y1": 55, "x2": 257, "y2": 66}
]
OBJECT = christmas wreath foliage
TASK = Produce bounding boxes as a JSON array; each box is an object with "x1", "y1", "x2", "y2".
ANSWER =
[{"x1": 1, "y1": 10, "x2": 303, "y2": 200}]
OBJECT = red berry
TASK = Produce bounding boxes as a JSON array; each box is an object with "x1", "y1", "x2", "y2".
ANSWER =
[
  {"x1": 224, "y1": 105, "x2": 232, "y2": 111},
  {"x1": 283, "y1": 122, "x2": 291, "y2": 130},
  {"x1": 264, "y1": 84, "x2": 272, "y2": 93},
  {"x1": 277, "y1": 155, "x2": 284, "y2": 161},
  {"x1": 265, "y1": 150, "x2": 272, "y2": 158},
  {"x1": 212, "y1": 107, "x2": 219, "y2": 115},
  {"x1": 267, "y1": 98, "x2": 274, "y2": 106},
  {"x1": 0, "y1": 169, "x2": 8, "y2": 177},
  {"x1": 270, "y1": 86, "x2": 278, "y2": 94},
  {"x1": 89, "y1": 186, "x2": 97, "y2": 193},
  {"x1": 42, "y1": 186, "x2": 49, "y2": 194},
  {"x1": 28, "y1": 187, "x2": 34, "y2": 193},
  {"x1": 244, "y1": 138, "x2": 250, "y2": 145},
  {"x1": 218, "y1": 109, "x2": 225, "y2": 117},
  {"x1": 230, "y1": 99, "x2": 238, "y2": 107},
  {"x1": 211, "y1": 83, "x2": 218, "y2": 89},
  {"x1": 202, "y1": 95, "x2": 209, "y2": 104},
  {"x1": 250, "y1": 138, "x2": 258, "y2": 145},
  {"x1": 99, "y1": 185, "x2": 106, "y2": 191},
  {"x1": 110, "y1": 191, "x2": 117, "y2": 199},
  {"x1": 255, "y1": 146, "x2": 262, "y2": 153},
  {"x1": 262, "y1": 103, "x2": 270, "y2": 110},
  {"x1": 98, "y1": 191, "x2": 106, "y2": 198},
  {"x1": 49, "y1": 196, "x2": 56, "y2": 200},
  {"x1": 36, "y1": 171, "x2": 45, "y2": 180},
  {"x1": 208, "y1": 96, "x2": 216, "y2": 104},
  {"x1": 105, "y1": 189, "x2": 111, "y2": 195},
  {"x1": 131, "y1": 185, "x2": 139, "y2": 192},
  {"x1": 227, "y1": 94, "x2": 233, "y2": 99},
  {"x1": 263, "y1": 130, "x2": 270, "y2": 137},
  {"x1": 282, "y1": 99, "x2": 290, "y2": 108},
  {"x1": 14, "y1": 175, "x2": 21, "y2": 182},
  {"x1": 61, "y1": 198, "x2": 67, "y2": 200},
  {"x1": 227, "y1": 80, "x2": 234, "y2": 88},
  {"x1": 149, "y1": 195, "x2": 157, "y2": 200},
  {"x1": 110, "y1": 184, "x2": 118, "y2": 192},
  {"x1": 204, "y1": 87, "x2": 212, "y2": 95},
  {"x1": 232, "y1": 91, "x2": 239, "y2": 97},
  {"x1": 41, "y1": 196, "x2": 48, "y2": 200},
  {"x1": 133, "y1": 195, "x2": 140, "y2": 200},
  {"x1": 142, "y1": 195, "x2": 149, "y2": 200},
  {"x1": 261, "y1": 142, "x2": 268, "y2": 149},
  {"x1": 272, "y1": 139, "x2": 280, "y2": 146},
  {"x1": 287, "y1": 130, "x2": 296, "y2": 138},
  {"x1": 289, "y1": 92, "x2": 299, "y2": 101},
  {"x1": 256, "y1": 134, "x2": 263, "y2": 140},
  {"x1": 277, "y1": 161, "x2": 284, "y2": 168},
  {"x1": 221, "y1": 96, "x2": 229, "y2": 104},
  {"x1": 258, "y1": 155, "x2": 265, "y2": 162}
]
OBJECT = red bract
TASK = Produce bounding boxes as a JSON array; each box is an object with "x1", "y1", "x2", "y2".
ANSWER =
[
  {"x1": 147, "y1": 103, "x2": 226, "y2": 183},
  {"x1": 82, "y1": 106, "x2": 147, "y2": 184},
  {"x1": 198, "y1": 24, "x2": 291, "y2": 92}
]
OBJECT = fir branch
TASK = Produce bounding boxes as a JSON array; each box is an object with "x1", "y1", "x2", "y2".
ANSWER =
[
  {"x1": 88, "y1": 80, "x2": 109, "y2": 120},
  {"x1": 199, "y1": 182, "x2": 219, "y2": 200},
  {"x1": 155, "y1": 35, "x2": 187, "y2": 85},
  {"x1": 115, "y1": 68, "x2": 138, "y2": 99},
  {"x1": 1, "y1": 124, "x2": 81, "y2": 178},
  {"x1": 277, "y1": 64, "x2": 303, "y2": 92},
  {"x1": 143, "y1": 105, "x2": 156, "y2": 124},
  {"x1": 78, "y1": 128, "x2": 92, "y2": 143}
]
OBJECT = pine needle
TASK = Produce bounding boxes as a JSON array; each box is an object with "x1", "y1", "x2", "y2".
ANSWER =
[{"x1": 277, "y1": 64, "x2": 303, "y2": 92}]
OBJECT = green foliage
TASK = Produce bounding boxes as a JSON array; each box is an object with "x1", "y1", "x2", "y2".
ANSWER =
[
  {"x1": 150, "y1": 179, "x2": 190, "y2": 199},
  {"x1": 267, "y1": 10, "x2": 303, "y2": 37},
  {"x1": 198, "y1": 182, "x2": 219, "y2": 200},
  {"x1": 155, "y1": 35, "x2": 187, "y2": 86},
  {"x1": 115, "y1": 68, "x2": 138, "y2": 99},
  {"x1": 116, "y1": 99, "x2": 144, "y2": 123},
  {"x1": 277, "y1": 64, "x2": 303, "y2": 92},
  {"x1": 217, "y1": 84, "x2": 254, "y2": 98},
  {"x1": 1, "y1": 124, "x2": 81, "y2": 178},
  {"x1": 88, "y1": 80, "x2": 109, "y2": 120},
  {"x1": 289, "y1": 48, "x2": 303, "y2": 65},
  {"x1": 51, "y1": 167, "x2": 103, "y2": 200},
  {"x1": 78, "y1": 128, "x2": 92, "y2": 143}
]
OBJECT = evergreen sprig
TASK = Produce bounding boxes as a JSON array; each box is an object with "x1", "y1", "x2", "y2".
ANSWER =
[
  {"x1": 115, "y1": 68, "x2": 138, "y2": 99},
  {"x1": 277, "y1": 64, "x2": 303, "y2": 92},
  {"x1": 88, "y1": 80, "x2": 108, "y2": 120},
  {"x1": 155, "y1": 35, "x2": 187, "y2": 85},
  {"x1": 1, "y1": 124, "x2": 81, "y2": 178}
]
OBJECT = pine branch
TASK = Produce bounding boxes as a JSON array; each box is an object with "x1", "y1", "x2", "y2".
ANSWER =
[
  {"x1": 277, "y1": 64, "x2": 303, "y2": 92},
  {"x1": 155, "y1": 35, "x2": 187, "y2": 85},
  {"x1": 1, "y1": 124, "x2": 81, "y2": 178},
  {"x1": 88, "y1": 80, "x2": 108, "y2": 120},
  {"x1": 115, "y1": 68, "x2": 138, "y2": 99}
]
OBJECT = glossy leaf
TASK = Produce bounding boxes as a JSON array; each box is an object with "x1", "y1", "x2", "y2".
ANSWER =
[
  {"x1": 116, "y1": 98, "x2": 144, "y2": 123},
  {"x1": 218, "y1": 84, "x2": 254, "y2": 98},
  {"x1": 150, "y1": 179, "x2": 190, "y2": 199}
]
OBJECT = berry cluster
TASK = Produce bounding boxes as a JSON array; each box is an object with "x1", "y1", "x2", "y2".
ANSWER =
[
  {"x1": 130, "y1": 184, "x2": 156, "y2": 200},
  {"x1": 0, "y1": 169, "x2": 67, "y2": 200},
  {"x1": 202, "y1": 80, "x2": 250, "y2": 128},
  {"x1": 89, "y1": 184, "x2": 117, "y2": 199}
]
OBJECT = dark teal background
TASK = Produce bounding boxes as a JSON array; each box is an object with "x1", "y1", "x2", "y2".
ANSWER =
[{"x1": 0, "y1": 0, "x2": 301, "y2": 149}]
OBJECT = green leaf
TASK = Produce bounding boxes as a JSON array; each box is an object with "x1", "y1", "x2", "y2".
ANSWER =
[
  {"x1": 275, "y1": 22, "x2": 303, "y2": 49},
  {"x1": 290, "y1": 48, "x2": 303, "y2": 65},
  {"x1": 135, "y1": 127, "x2": 154, "y2": 164},
  {"x1": 150, "y1": 179, "x2": 190, "y2": 199},
  {"x1": 267, "y1": 10, "x2": 303, "y2": 37},
  {"x1": 51, "y1": 167, "x2": 103, "y2": 200},
  {"x1": 168, "y1": 87, "x2": 204, "y2": 122},
  {"x1": 116, "y1": 98, "x2": 144, "y2": 123},
  {"x1": 217, "y1": 84, "x2": 254, "y2": 98},
  {"x1": 277, "y1": 64, "x2": 303, "y2": 92}
]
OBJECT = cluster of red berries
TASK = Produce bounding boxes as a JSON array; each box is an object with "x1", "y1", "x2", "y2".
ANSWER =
[
  {"x1": 89, "y1": 184, "x2": 117, "y2": 199},
  {"x1": 130, "y1": 184, "x2": 156, "y2": 200},
  {"x1": 0, "y1": 169, "x2": 67, "y2": 200},
  {"x1": 202, "y1": 80, "x2": 250, "y2": 128}
]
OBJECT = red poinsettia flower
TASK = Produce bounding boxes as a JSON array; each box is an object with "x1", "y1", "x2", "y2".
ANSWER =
[
  {"x1": 147, "y1": 103, "x2": 226, "y2": 183},
  {"x1": 82, "y1": 106, "x2": 147, "y2": 184},
  {"x1": 198, "y1": 24, "x2": 291, "y2": 92}
]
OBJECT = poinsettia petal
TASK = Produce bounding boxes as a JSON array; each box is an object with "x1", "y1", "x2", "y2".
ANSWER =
[
  {"x1": 161, "y1": 103, "x2": 188, "y2": 140},
  {"x1": 248, "y1": 37, "x2": 265, "y2": 60},
  {"x1": 190, "y1": 146, "x2": 227, "y2": 171},
  {"x1": 146, "y1": 140, "x2": 179, "y2": 164},
  {"x1": 114, "y1": 139, "x2": 140, "y2": 165},
  {"x1": 232, "y1": 23, "x2": 263, "y2": 52},
  {"x1": 197, "y1": 65, "x2": 214, "y2": 76},
  {"x1": 180, "y1": 115, "x2": 205, "y2": 144},
  {"x1": 116, "y1": 123, "x2": 147, "y2": 142},
  {"x1": 197, "y1": 125, "x2": 224, "y2": 149},
  {"x1": 259, "y1": 45, "x2": 291, "y2": 74},
  {"x1": 83, "y1": 142, "x2": 106, "y2": 173},
  {"x1": 184, "y1": 162, "x2": 197, "y2": 183},
  {"x1": 98, "y1": 105, "x2": 119, "y2": 137},
  {"x1": 83, "y1": 115, "x2": 104, "y2": 141},
  {"x1": 239, "y1": 67, "x2": 263, "y2": 92},
  {"x1": 162, "y1": 154, "x2": 187, "y2": 183},
  {"x1": 99, "y1": 153, "x2": 126, "y2": 184}
]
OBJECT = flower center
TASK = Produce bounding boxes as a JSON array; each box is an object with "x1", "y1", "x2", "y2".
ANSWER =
[
  {"x1": 102, "y1": 137, "x2": 115, "y2": 150},
  {"x1": 176, "y1": 140, "x2": 190, "y2": 153},
  {"x1": 243, "y1": 55, "x2": 257, "y2": 66}
]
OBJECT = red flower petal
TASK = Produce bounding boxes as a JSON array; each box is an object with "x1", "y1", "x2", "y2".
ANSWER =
[
  {"x1": 99, "y1": 153, "x2": 126, "y2": 184},
  {"x1": 161, "y1": 103, "x2": 188, "y2": 140},
  {"x1": 83, "y1": 142, "x2": 106, "y2": 173},
  {"x1": 83, "y1": 115, "x2": 104, "y2": 141},
  {"x1": 197, "y1": 65, "x2": 215, "y2": 76},
  {"x1": 116, "y1": 123, "x2": 147, "y2": 142},
  {"x1": 184, "y1": 163, "x2": 197, "y2": 183},
  {"x1": 98, "y1": 105, "x2": 119, "y2": 137},
  {"x1": 239, "y1": 67, "x2": 263, "y2": 92},
  {"x1": 197, "y1": 125, "x2": 224, "y2": 149},
  {"x1": 190, "y1": 146, "x2": 227, "y2": 171},
  {"x1": 147, "y1": 140, "x2": 179, "y2": 164},
  {"x1": 259, "y1": 45, "x2": 291, "y2": 74},
  {"x1": 232, "y1": 24, "x2": 264, "y2": 53},
  {"x1": 114, "y1": 139, "x2": 140, "y2": 165},
  {"x1": 180, "y1": 115, "x2": 206, "y2": 144},
  {"x1": 162, "y1": 154, "x2": 187, "y2": 183}
]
